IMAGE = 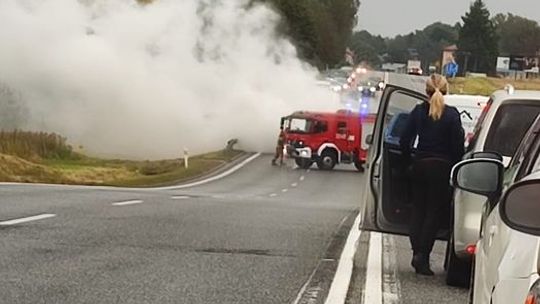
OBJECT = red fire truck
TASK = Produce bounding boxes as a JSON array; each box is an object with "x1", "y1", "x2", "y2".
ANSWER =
[{"x1": 281, "y1": 110, "x2": 375, "y2": 171}]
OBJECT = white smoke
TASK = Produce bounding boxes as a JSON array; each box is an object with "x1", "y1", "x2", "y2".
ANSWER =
[{"x1": 0, "y1": 0, "x2": 338, "y2": 159}]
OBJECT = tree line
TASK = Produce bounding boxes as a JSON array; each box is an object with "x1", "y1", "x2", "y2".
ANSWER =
[{"x1": 350, "y1": 0, "x2": 540, "y2": 74}]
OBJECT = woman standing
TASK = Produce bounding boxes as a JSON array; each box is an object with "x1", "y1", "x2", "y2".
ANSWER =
[{"x1": 400, "y1": 74, "x2": 465, "y2": 275}]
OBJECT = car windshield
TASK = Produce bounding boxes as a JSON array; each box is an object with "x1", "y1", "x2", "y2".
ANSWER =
[
  {"x1": 485, "y1": 102, "x2": 540, "y2": 157},
  {"x1": 287, "y1": 118, "x2": 317, "y2": 133}
]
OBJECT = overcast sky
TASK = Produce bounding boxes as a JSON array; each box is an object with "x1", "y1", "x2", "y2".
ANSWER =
[{"x1": 357, "y1": 0, "x2": 540, "y2": 37}]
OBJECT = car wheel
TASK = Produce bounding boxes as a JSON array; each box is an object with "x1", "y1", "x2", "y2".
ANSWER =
[
  {"x1": 295, "y1": 158, "x2": 313, "y2": 169},
  {"x1": 445, "y1": 234, "x2": 472, "y2": 287},
  {"x1": 317, "y1": 150, "x2": 337, "y2": 170}
]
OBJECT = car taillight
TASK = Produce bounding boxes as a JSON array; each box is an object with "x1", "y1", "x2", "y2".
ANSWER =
[
  {"x1": 525, "y1": 279, "x2": 540, "y2": 304},
  {"x1": 466, "y1": 244, "x2": 476, "y2": 255}
]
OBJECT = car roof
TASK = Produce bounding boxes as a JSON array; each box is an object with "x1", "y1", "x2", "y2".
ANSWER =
[
  {"x1": 491, "y1": 90, "x2": 540, "y2": 104},
  {"x1": 445, "y1": 94, "x2": 489, "y2": 108}
]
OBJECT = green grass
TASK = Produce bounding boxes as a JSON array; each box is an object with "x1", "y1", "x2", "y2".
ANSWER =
[
  {"x1": 0, "y1": 130, "x2": 244, "y2": 187},
  {"x1": 449, "y1": 77, "x2": 540, "y2": 95},
  {"x1": 40, "y1": 149, "x2": 244, "y2": 187}
]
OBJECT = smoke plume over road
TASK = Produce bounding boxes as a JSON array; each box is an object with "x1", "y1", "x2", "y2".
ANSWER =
[{"x1": 0, "y1": 0, "x2": 337, "y2": 159}]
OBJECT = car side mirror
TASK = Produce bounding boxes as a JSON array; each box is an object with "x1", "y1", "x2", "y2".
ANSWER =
[
  {"x1": 500, "y1": 180, "x2": 540, "y2": 236},
  {"x1": 471, "y1": 151, "x2": 503, "y2": 162},
  {"x1": 451, "y1": 159, "x2": 504, "y2": 197},
  {"x1": 366, "y1": 134, "x2": 373, "y2": 145}
]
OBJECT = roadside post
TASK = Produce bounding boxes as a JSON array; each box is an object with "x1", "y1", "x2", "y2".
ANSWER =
[{"x1": 184, "y1": 148, "x2": 189, "y2": 169}]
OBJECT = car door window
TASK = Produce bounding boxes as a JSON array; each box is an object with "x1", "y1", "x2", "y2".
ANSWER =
[
  {"x1": 511, "y1": 116, "x2": 540, "y2": 179},
  {"x1": 532, "y1": 149, "x2": 540, "y2": 173},
  {"x1": 383, "y1": 92, "x2": 421, "y2": 145},
  {"x1": 506, "y1": 123, "x2": 539, "y2": 183},
  {"x1": 467, "y1": 98, "x2": 492, "y2": 152},
  {"x1": 519, "y1": 131, "x2": 540, "y2": 174},
  {"x1": 484, "y1": 103, "x2": 540, "y2": 158}
]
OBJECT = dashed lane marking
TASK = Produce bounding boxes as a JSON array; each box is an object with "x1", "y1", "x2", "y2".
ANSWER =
[
  {"x1": 282, "y1": 189, "x2": 288, "y2": 193},
  {"x1": 171, "y1": 196, "x2": 190, "y2": 200},
  {"x1": 291, "y1": 183, "x2": 298, "y2": 187},
  {"x1": 300, "y1": 176, "x2": 305, "y2": 181},
  {"x1": 269, "y1": 193, "x2": 278, "y2": 197},
  {"x1": 112, "y1": 200, "x2": 143, "y2": 206},
  {"x1": 0, "y1": 214, "x2": 56, "y2": 226}
]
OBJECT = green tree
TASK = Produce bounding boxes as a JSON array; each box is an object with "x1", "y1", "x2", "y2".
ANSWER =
[
  {"x1": 457, "y1": 0, "x2": 499, "y2": 74},
  {"x1": 349, "y1": 30, "x2": 386, "y2": 67},
  {"x1": 259, "y1": 0, "x2": 360, "y2": 68},
  {"x1": 494, "y1": 13, "x2": 540, "y2": 56}
]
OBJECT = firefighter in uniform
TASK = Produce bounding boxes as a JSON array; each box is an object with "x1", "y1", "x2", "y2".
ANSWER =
[{"x1": 272, "y1": 128, "x2": 285, "y2": 166}]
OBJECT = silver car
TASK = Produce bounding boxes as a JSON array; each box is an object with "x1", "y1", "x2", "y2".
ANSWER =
[{"x1": 446, "y1": 88, "x2": 540, "y2": 287}]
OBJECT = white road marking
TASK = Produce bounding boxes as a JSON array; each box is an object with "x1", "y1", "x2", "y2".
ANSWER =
[
  {"x1": 291, "y1": 183, "x2": 298, "y2": 187},
  {"x1": 112, "y1": 200, "x2": 143, "y2": 206},
  {"x1": 292, "y1": 264, "x2": 323, "y2": 304},
  {"x1": 282, "y1": 189, "x2": 288, "y2": 193},
  {"x1": 158, "y1": 153, "x2": 262, "y2": 190},
  {"x1": 299, "y1": 176, "x2": 305, "y2": 181},
  {"x1": 269, "y1": 193, "x2": 277, "y2": 197},
  {"x1": 382, "y1": 235, "x2": 401, "y2": 303},
  {"x1": 171, "y1": 196, "x2": 190, "y2": 200},
  {"x1": 363, "y1": 232, "x2": 383, "y2": 304},
  {"x1": 324, "y1": 213, "x2": 363, "y2": 304},
  {"x1": 307, "y1": 169, "x2": 311, "y2": 173},
  {"x1": 0, "y1": 213, "x2": 56, "y2": 226}
]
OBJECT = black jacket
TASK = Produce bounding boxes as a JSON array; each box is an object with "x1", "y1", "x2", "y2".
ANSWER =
[{"x1": 399, "y1": 102, "x2": 465, "y2": 164}]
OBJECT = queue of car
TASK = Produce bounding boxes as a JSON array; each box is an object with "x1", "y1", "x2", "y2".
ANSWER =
[{"x1": 361, "y1": 82, "x2": 540, "y2": 303}]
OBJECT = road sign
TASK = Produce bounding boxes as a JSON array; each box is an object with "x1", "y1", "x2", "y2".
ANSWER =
[{"x1": 445, "y1": 62, "x2": 459, "y2": 78}]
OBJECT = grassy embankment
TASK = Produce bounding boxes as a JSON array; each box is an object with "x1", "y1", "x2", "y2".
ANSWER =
[
  {"x1": 449, "y1": 77, "x2": 540, "y2": 95},
  {"x1": 0, "y1": 130, "x2": 242, "y2": 187}
]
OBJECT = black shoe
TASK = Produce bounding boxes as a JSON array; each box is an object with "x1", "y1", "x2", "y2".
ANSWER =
[
  {"x1": 411, "y1": 254, "x2": 434, "y2": 276},
  {"x1": 414, "y1": 263, "x2": 435, "y2": 276}
]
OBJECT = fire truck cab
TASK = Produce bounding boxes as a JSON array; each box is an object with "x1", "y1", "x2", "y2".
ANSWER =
[{"x1": 281, "y1": 110, "x2": 368, "y2": 171}]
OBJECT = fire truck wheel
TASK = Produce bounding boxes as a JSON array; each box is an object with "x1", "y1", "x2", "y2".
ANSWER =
[
  {"x1": 317, "y1": 150, "x2": 337, "y2": 170},
  {"x1": 295, "y1": 158, "x2": 313, "y2": 169}
]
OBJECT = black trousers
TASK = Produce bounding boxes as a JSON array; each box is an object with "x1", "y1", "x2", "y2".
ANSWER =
[{"x1": 409, "y1": 158, "x2": 452, "y2": 256}]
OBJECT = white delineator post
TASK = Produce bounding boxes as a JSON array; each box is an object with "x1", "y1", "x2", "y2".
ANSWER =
[{"x1": 184, "y1": 148, "x2": 189, "y2": 169}]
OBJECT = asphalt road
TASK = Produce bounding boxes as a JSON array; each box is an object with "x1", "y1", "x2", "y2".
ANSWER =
[
  {"x1": 0, "y1": 153, "x2": 471, "y2": 304},
  {"x1": 0, "y1": 155, "x2": 362, "y2": 304}
]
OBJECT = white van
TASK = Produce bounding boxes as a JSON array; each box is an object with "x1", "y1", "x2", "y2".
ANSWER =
[{"x1": 444, "y1": 95, "x2": 489, "y2": 148}]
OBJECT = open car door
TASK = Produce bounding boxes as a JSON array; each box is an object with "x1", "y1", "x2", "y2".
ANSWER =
[{"x1": 361, "y1": 84, "x2": 429, "y2": 235}]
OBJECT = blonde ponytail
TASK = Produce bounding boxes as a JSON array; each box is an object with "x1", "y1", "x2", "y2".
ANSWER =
[{"x1": 425, "y1": 74, "x2": 449, "y2": 121}]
